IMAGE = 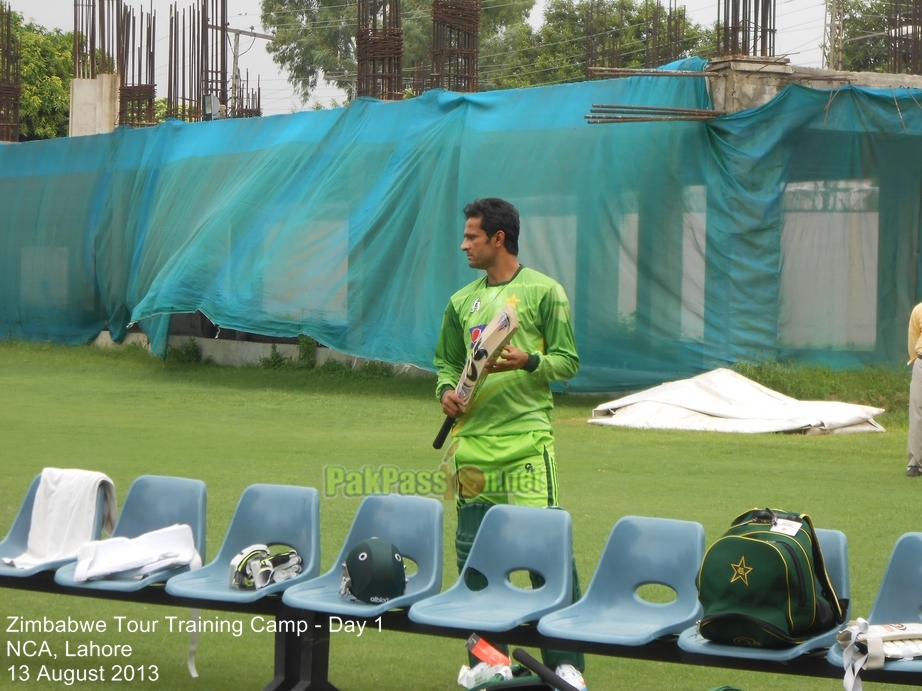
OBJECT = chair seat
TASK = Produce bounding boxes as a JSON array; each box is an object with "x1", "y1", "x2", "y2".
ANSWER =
[
  {"x1": 539, "y1": 602, "x2": 699, "y2": 646},
  {"x1": 0, "y1": 558, "x2": 82, "y2": 579},
  {"x1": 53, "y1": 475, "x2": 206, "y2": 593},
  {"x1": 283, "y1": 494, "x2": 443, "y2": 619},
  {"x1": 167, "y1": 485, "x2": 321, "y2": 603},
  {"x1": 677, "y1": 528, "x2": 850, "y2": 662},
  {"x1": 826, "y1": 533, "x2": 922, "y2": 676},
  {"x1": 0, "y1": 472, "x2": 112, "y2": 579},
  {"x1": 408, "y1": 505, "x2": 572, "y2": 633},
  {"x1": 410, "y1": 588, "x2": 563, "y2": 632},
  {"x1": 55, "y1": 561, "x2": 194, "y2": 592},
  {"x1": 537, "y1": 516, "x2": 705, "y2": 646},
  {"x1": 677, "y1": 624, "x2": 840, "y2": 662},
  {"x1": 283, "y1": 568, "x2": 431, "y2": 618},
  {"x1": 827, "y1": 641, "x2": 922, "y2": 672}
]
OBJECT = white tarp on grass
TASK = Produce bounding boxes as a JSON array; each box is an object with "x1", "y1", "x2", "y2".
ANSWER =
[{"x1": 589, "y1": 368, "x2": 885, "y2": 434}]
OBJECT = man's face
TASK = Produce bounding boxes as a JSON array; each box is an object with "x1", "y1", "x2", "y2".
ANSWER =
[{"x1": 461, "y1": 216, "x2": 503, "y2": 270}]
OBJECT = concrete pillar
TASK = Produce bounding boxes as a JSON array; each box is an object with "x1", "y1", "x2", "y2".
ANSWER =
[{"x1": 69, "y1": 74, "x2": 119, "y2": 137}]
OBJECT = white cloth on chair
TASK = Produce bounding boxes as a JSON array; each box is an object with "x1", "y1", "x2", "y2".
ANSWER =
[
  {"x1": 73, "y1": 523, "x2": 200, "y2": 581},
  {"x1": 2, "y1": 468, "x2": 116, "y2": 569}
]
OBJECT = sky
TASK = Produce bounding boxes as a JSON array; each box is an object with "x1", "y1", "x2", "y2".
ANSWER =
[{"x1": 12, "y1": 0, "x2": 829, "y2": 116}]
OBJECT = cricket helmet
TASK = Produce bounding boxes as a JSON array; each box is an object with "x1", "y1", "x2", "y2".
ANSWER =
[{"x1": 339, "y1": 538, "x2": 407, "y2": 604}]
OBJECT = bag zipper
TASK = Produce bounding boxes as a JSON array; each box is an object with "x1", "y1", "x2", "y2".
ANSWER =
[{"x1": 771, "y1": 539, "x2": 806, "y2": 608}]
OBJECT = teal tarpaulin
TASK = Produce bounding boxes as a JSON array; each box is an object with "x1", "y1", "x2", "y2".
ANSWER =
[{"x1": 1, "y1": 57, "x2": 918, "y2": 391}]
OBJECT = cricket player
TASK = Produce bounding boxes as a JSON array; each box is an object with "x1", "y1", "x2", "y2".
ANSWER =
[{"x1": 433, "y1": 197, "x2": 586, "y2": 690}]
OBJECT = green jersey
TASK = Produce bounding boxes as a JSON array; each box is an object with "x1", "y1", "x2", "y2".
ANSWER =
[{"x1": 434, "y1": 266, "x2": 579, "y2": 437}]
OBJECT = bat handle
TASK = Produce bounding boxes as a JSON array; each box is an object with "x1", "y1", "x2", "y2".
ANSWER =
[
  {"x1": 432, "y1": 415, "x2": 455, "y2": 449},
  {"x1": 511, "y1": 649, "x2": 580, "y2": 691}
]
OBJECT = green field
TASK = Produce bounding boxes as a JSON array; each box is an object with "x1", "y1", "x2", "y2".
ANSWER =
[{"x1": 0, "y1": 340, "x2": 917, "y2": 691}]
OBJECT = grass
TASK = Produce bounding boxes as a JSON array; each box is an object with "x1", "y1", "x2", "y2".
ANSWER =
[{"x1": 0, "y1": 341, "x2": 915, "y2": 691}]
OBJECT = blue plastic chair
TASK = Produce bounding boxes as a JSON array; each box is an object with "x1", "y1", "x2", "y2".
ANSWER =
[
  {"x1": 827, "y1": 532, "x2": 922, "y2": 672},
  {"x1": 166, "y1": 484, "x2": 320, "y2": 603},
  {"x1": 537, "y1": 515, "x2": 705, "y2": 645},
  {"x1": 283, "y1": 494, "x2": 443, "y2": 618},
  {"x1": 678, "y1": 528, "x2": 850, "y2": 661},
  {"x1": 0, "y1": 474, "x2": 110, "y2": 578},
  {"x1": 54, "y1": 475, "x2": 206, "y2": 592},
  {"x1": 408, "y1": 504, "x2": 572, "y2": 632}
]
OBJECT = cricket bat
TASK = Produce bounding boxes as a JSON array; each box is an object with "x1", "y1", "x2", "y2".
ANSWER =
[{"x1": 432, "y1": 306, "x2": 519, "y2": 449}]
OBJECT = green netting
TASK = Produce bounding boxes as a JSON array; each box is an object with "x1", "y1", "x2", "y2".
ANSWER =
[{"x1": 1, "y1": 57, "x2": 919, "y2": 391}]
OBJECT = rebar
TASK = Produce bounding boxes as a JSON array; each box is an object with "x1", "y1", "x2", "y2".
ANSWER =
[
  {"x1": 357, "y1": 0, "x2": 403, "y2": 100},
  {"x1": 586, "y1": 1, "x2": 686, "y2": 78},
  {"x1": 234, "y1": 70, "x2": 261, "y2": 117},
  {"x1": 408, "y1": 62, "x2": 428, "y2": 96},
  {"x1": 716, "y1": 0, "x2": 776, "y2": 57},
  {"x1": 74, "y1": 0, "x2": 118, "y2": 79},
  {"x1": 431, "y1": 0, "x2": 479, "y2": 92},
  {"x1": 117, "y1": 2, "x2": 156, "y2": 127},
  {"x1": 0, "y1": 0, "x2": 20, "y2": 142},
  {"x1": 167, "y1": 0, "x2": 227, "y2": 122},
  {"x1": 585, "y1": 102, "x2": 725, "y2": 122},
  {"x1": 889, "y1": 0, "x2": 922, "y2": 75}
]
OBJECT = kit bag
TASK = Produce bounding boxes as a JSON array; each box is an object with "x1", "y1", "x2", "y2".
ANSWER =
[{"x1": 696, "y1": 508, "x2": 847, "y2": 648}]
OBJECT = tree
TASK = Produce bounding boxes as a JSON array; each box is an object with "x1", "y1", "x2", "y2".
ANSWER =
[
  {"x1": 261, "y1": 0, "x2": 534, "y2": 102},
  {"x1": 261, "y1": 0, "x2": 711, "y2": 100},
  {"x1": 10, "y1": 12, "x2": 73, "y2": 141},
  {"x1": 480, "y1": 0, "x2": 713, "y2": 90},
  {"x1": 838, "y1": 0, "x2": 889, "y2": 72}
]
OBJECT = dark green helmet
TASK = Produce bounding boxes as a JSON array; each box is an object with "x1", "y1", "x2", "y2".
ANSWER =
[{"x1": 339, "y1": 538, "x2": 407, "y2": 604}]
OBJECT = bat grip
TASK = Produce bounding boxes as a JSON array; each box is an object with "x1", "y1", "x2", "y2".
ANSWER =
[
  {"x1": 511, "y1": 649, "x2": 580, "y2": 691},
  {"x1": 432, "y1": 415, "x2": 455, "y2": 449}
]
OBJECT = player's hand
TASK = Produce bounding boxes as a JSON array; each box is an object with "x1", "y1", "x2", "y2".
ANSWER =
[
  {"x1": 441, "y1": 389, "x2": 466, "y2": 418},
  {"x1": 484, "y1": 345, "x2": 529, "y2": 373}
]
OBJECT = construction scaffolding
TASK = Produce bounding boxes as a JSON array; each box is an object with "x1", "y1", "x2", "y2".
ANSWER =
[
  {"x1": 233, "y1": 70, "x2": 261, "y2": 117},
  {"x1": 889, "y1": 0, "x2": 922, "y2": 75},
  {"x1": 585, "y1": 0, "x2": 626, "y2": 78},
  {"x1": 431, "y1": 0, "x2": 479, "y2": 93},
  {"x1": 586, "y1": 0, "x2": 687, "y2": 79},
  {"x1": 74, "y1": 0, "x2": 118, "y2": 79},
  {"x1": 357, "y1": 0, "x2": 403, "y2": 100},
  {"x1": 167, "y1": 0, "x2": 227, "y2": 121},
  {"x1": 716, "y1": 0, "x2": 776, "y2": 58},
  {"x1": 0, "y1": 0, "x2": 20, "y2": 142},
  {"x1": 640, "y1": 0, "x2": 686, "y2": 68},
  {"x1": 202, "y1": 0, "x2": 227, "y2": 106},
  {"x1": 117, "y1": 2, "x2": 156, "y2": 127}
]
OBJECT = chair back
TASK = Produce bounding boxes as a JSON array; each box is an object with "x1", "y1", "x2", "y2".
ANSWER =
[
  {"x1": 214, "y1": 484, "x2": 320, "y2": 580},
  {"x1": 464, "y1": 505, "x2": 572, "y2": 600},
  {"x1": 334, "y1": 494, "x2": 442, "y2": 596},
  {"x1": 867, "y1": 532, "x2": 922, "y2": 625},
  {"x1": 114, "y1": 475, "x2": 207, "y2": 561},
  {"x1": 816, "y1": 528, "x2": 850, "y2": 615},
  {"x1": 0, "y1": 475, "x2": 40, "y2": 558},
  {"x1": 584, "y1": 515, "x2": 704, "y2": 618},
  {"x1": 1, "y1": 474, "x2": 109, "y2": 563}
]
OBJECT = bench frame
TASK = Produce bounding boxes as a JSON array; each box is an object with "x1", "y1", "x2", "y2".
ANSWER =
[{"x1": 3, "y1": 572, "x2": 920, "y2": 690}]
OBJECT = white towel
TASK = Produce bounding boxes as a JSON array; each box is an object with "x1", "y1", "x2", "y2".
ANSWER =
[
  {"x1": 3, "y1": 468, "x2": 116, "y2": 569},
  {"x1": 73, "y1": 523, "x2": 200, "y2": 581}
]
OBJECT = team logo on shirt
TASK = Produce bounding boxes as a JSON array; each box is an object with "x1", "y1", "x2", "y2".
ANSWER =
[
  {"x1": 470, "y1": 298, "x2": 481, "y2": 313},
  {"x1": 469, "y1": 324, "x2": 487, "y2": 347}
]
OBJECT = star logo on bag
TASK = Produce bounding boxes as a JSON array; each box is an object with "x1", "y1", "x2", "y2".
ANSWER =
[{"x1": 730, "y1": 556, "x2": 753, "y2": 585}]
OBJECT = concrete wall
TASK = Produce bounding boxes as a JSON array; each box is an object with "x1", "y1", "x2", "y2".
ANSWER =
[
  {"x1": 707, "y1": 56, "x2": 922, "y2": 114},
  {"x1": 92, "y1": 330, "x2": 432, "y2": 376},
  {"x1": 69, "y1": 75, "x2": 119, "y2": 137}
]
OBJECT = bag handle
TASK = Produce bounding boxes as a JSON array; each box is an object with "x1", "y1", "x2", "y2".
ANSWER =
[{"x1": 799, "y1": 513, "x2": 847, "y2": 624}]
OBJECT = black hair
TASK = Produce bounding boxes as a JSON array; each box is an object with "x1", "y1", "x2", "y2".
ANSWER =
[{"x1": 463, "y1": 198, "x2": 520, "y2": 256}]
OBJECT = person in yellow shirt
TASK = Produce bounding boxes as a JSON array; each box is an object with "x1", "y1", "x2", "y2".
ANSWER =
[{"x1": 908, "y1": 303, "x2": 922, "y2": 476}]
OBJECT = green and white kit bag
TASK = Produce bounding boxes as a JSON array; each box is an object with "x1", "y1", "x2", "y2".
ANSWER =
[{"x1": 696, "y1": 508, "x2": 846, "y2": 648}]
